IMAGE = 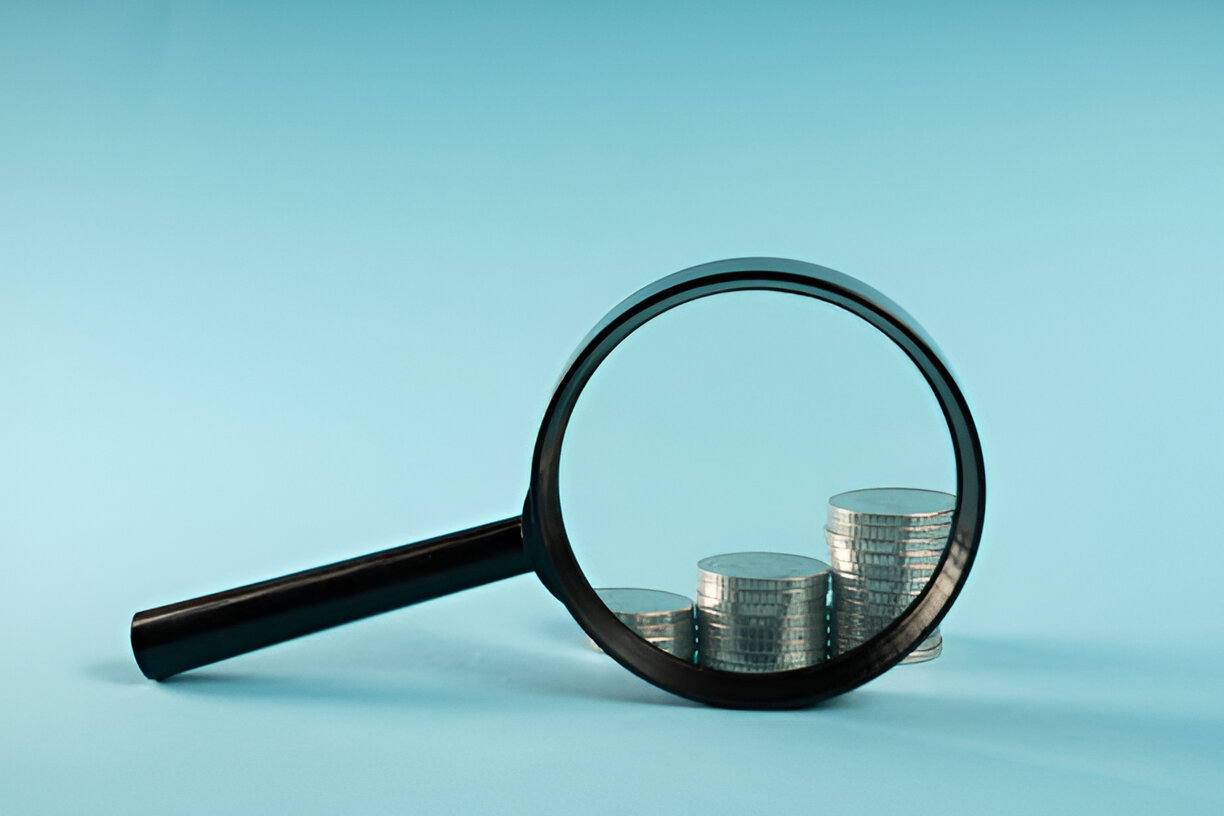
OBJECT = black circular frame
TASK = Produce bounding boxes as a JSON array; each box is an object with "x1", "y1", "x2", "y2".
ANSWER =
[{"x1": 523, "y1": 257, "x2": 985, "y2": 708}]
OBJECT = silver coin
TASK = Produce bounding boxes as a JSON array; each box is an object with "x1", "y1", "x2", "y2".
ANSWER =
[
  {"x1": 828, "y1": 487, "x2": 956, "y2": 523},
  {"x1": 649, "y1": 641, "x2": 697, "y2": 656},
  {"x1": 698, "y1": 621, "x2": 823, "y2": 638},
  {"x1": 834, "y1": 570, "x2": 930, "y2": 586},
  {"x1": 615, "y1": 614, "x2": 693, "y2": 627},
  {"x1": 830, "y1": 576, "x2": 932, "y2": 593},
  {"x1": 826, "y1": 534, "x2": 948, "y2": 556},
  {"x1": 698, "y1": 552, "x2": 831, "y2": 584},
  {"x1": 625, "y1": 619, "x2": 695, "y2": 635},
  {"x1": 831, "y1": 628, "x2": 900, "y2": 646},
  {"x1": 827, "y1": 538, "x2": 949, "y2": 557},
  {"x1": 643, "y1": 629, "x2": 694, "y2": 641},
  {"x1": 827, "y1": 557, "x2": 943, "y2": 575},
  {"x1": 699, "y1": 625, "x2": 825, "y2": 643},
  {"x1": 832, "y1": 611, "x2": 913, "y2": 629},
  {"x1": 616, "y1": 609, "x2": 695, "y2": 621},
  {"x1": 619, "y1": 625, "x2": 695, "y2": 643},
  {"x1": 830, "y1": 605, "x2": 901, "y2": 621},
  {"x1": 699, "y1": 604, "x2": 826, "y2": 618},
  {"x1": 830, "y1": 604, "x2": 910, "y2": 622},
  {"x1": 827, "y1": 523, "x2": 949, "y2": 543},
  {"x1": 700, "y1": 587, "x2": 822, "y2": 606},
  {"x1": 698, "y1": 568, "x2": 830, "y2": 586},
  {"x1": 827, "y1": 508, "x2": 954, "y2": 529},
  {"x1": 826, "y1": 525, "x2": 949, "y2": 543},
  {"x1": 699, "y1": 628, "x2": 825, "y2": 647},
  {"x1": 702, "y1": 616, "x2": 826, "y2": 629},
  {"x1": 643, "y1": 637, "x2": 692, "y2": 651},
  {"x1": 699, "y1": 622, "x2": 825, "y2": 639},
  {"x1": 614, "y1": 615, "x2": 693, "y2": 631},
  {"x1": 833, "y1": 612, "x2": 926, "y2": 629},
  {"x1": 826, "y1": 545, "x2": 945, "y2": 564},
  {"x1": 827, "y1": 564, "x2": 938, "y2": 581},
  {"x1": 700, "y1": 653, "x2": 825, "y2": 672},
  {"x1": 596, "y1": 588, "x2": 694, "y2": 619},
  {"x1": 696, "y1": 588, "x2": 827, "y2": 607},
  {"x1": 827, "y1": 562, "x2": 939, "y2": 580},
  {"x1": 699, "y1": 655, "x2": 827, "y2": 670},
  {"x1": 834, "y1": 582, "x2": 923, "y2": 598},
  {"x1": 699, "y1": 574, "x2": 828, "y2": 589},
  {"x1": 900, "y1": 637, "x2": 943, "y2": 664},
  {"x1": 825, "y1": 539, "x2": 947, "y2": 558},
  {"x1": 830, "y1": 548, "x2": 941, "y2": 565},
  {"x1": 829, "y1": 575, "x2": 933, "y2": 591},
  {"x1": 699, "y1": 647, "x2": 826, "y2": 663},
  {"x1": 697, "y1": 610, "x2": 824, "y2": 629},
  {"x1": 831, "y1": 628, "x2": 890, "y2": 645},
  {"x1": 699, "y1": 611, "x2": 825, "y2": 628},
  {"x1": 834, "y1": 626, "x2": 942, "y2": 652},
  {"x1": 698, "y1": 594, "x2": 826, "y2": 610},
  {"x1": 831, "y1": 592, "x2": 907, "y2": 606},
  {"x1": 830, "y1": 613, "x2": 894, "y2": 627},
  {"x1": 700, "y1": 663, "x2": 819, "y2": 674},
  {"x1": 832, "y1": 600, "x2": 919, "y2": 619},
  {"x1": 905, "y1": 643, "x2": 941, "y2": 659},
  {"x1": 697, "y1": 597, "x2": 826, "y2": 615},
  {"x1": 697, "y1": 579, "x2": 828, "y2": 596},
  {"x1": 696, "y1": 583, "x2": 828, "y2": 604},
  {"x1": 836, "y1": 592, "x2": 925, "y2": 608},
  {"x1": 700, "y1": 647, "x2": 826, "y2": 661},
  {"x1": 833, "y1": 580, "x2": 929, "y2": 597},
  {"x1": 700, "y1": 616, "x2": 824, "y2": 631}
]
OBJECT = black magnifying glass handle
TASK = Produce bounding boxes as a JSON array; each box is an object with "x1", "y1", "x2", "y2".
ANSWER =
[{"x1": 130, "y1": 516, "x2": 530, "y2": 680}]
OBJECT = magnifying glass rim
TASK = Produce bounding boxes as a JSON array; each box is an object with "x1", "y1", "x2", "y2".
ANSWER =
[{"x1": 522, "y1": 257, "x2": 985, "y2": 709}]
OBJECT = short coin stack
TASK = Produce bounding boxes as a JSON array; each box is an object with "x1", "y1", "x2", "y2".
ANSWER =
[
  {"x1": 594, "y1": 588, "x2": 696, "y2": 662},
  {"x1": 904, "y1": 629, "x2": 943, "y2": 663},
  {"x1": 696, "y1": 552, "x2": 830, "y2": 673},
  {"x1": 826, "y1": 487, "x2": 954, "y2": 663}
]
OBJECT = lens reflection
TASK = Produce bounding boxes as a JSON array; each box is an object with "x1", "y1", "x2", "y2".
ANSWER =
[{"x1": 561, "y1": 290, "x2": 955, "y2": 673}]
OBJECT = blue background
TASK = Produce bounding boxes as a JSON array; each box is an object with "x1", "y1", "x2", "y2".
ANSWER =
[{"x1": 2, "y1": 2, "x2": 1222, "y2": 813}]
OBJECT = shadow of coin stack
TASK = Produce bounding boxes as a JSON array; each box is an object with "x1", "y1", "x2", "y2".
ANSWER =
[
  {"x1": 826, "y1": 487, "x2": 954, "y2": 663},
  {"x1": 592, "y1": 588, "x2": 696, "y2": 662},
  {"x1": 695, "y1": 552, "x2": 831, "y2": 673}
]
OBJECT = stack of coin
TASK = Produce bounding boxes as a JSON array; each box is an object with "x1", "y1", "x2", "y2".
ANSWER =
[
  {"x1": 695, "y1": 552, "x2": 830, "y2": 673},
  {"x1": 593, "y1": 588, "x2": 696, "y2": 662},
  {"x1": 903, "y1": 629, "x2": 943, "y2": 664},
  {"x1": 826, "y1": 487, "x2": 954, "y2": 663}
]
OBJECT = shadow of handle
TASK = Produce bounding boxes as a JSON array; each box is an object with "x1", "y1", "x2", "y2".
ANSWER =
[{"x1": 131, "y1": 516, "x2": 530, "y2": 680}]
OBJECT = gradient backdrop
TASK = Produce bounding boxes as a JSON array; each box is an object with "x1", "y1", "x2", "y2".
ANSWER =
[{"x1": 2, "y1": 3, "x2": 1222, "y2": 814}]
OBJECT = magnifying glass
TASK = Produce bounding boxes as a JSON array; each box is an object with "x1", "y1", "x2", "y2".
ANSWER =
[{"x1": 131, "y1": 257, "x2": 985, "y2": 709}]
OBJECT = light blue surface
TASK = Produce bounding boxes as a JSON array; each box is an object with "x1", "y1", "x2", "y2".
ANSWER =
[{"x1": 3, "y1": 3, "x2": 1222, "y2": 813}]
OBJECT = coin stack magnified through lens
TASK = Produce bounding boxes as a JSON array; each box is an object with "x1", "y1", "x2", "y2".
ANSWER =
[
  {"x1": 695, "y1": 553, "x2": 830, "y2": 673},
  {"x1": 826, "y1": 488, "x2": 954, "y2": 663},
  {"x1": 594, "y1": 588, "x2": 696, "y2": 662}
]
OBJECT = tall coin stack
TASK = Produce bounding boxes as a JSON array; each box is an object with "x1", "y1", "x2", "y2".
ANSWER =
[
  {"x1": 826, "y1": 487, "x2": 954, "y2": 663},
  {"x1": 594, "y1": 588, "x2": 696, "y2": 662},
  {"x1": 696, "y1": 552, "x2": 830, "y2": 673}
]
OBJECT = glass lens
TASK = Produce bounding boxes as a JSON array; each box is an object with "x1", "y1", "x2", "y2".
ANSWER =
[{"x1": 558, "y1": 289, "x2": 955, "y2": 672}]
